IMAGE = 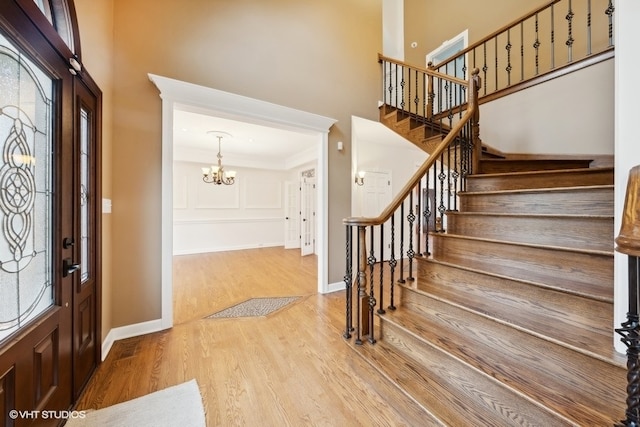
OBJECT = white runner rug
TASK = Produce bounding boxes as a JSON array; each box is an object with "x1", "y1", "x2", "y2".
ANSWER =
[{"x1": 67, "y1": 379, "x2": 206, "y2": 427}]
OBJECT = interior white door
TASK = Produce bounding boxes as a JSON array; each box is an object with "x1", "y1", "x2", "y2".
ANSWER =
[
  {"x1": 300, "y1": 177, "x2": 316, "y2": 256},
  {"x1": 284, "y1": 181, "x2": 300, "y2": 249},
  {"x1": 361, "y1": 171, "x2": 392, "y2": 260}
]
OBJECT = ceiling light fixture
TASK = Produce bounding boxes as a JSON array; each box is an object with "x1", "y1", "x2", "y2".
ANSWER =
[{"x1": 201, "y1": 131, "x2": 236, "y2": 185}]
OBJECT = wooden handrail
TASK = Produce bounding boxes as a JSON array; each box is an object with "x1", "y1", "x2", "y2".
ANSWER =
[
  {"x1": 431, "y1": 0, "x2": 563, "y2": 69},
  {"x1": 344, "y1": 93, "x2": 476, "y2": 227},
  {"x1": 378, "y1": 53, "x2": 469, "y2": 87}
]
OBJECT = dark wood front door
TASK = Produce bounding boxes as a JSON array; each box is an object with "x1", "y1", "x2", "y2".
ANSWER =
[{"x1": 0, "y1": 1, "x2": 101, "y2": 425}]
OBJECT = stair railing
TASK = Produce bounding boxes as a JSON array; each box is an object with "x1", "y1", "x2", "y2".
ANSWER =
[
  {"x1": 343, "y1": 67, "x2": 481, "y2": 344},
  {"x1": 615, "y1": 165, "x2": 640, "y2": 427},
  {"x1": 429, "y1": 0, "x2": 614, "y2": 102}
]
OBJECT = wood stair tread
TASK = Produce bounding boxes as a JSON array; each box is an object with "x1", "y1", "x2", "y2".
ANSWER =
[
  {"x1": 460, "y1": 183, "x2": 614, "y2": 196},
  {"x1": 428, "y1": 234, "x2": 613, "y2": 302},
  {"x1": 412, "y1": 260, "x2": 616, "y2": 363},
  {"x1": 373, "y1": 102, "x2": 621, "y2": 424},
  {"x1": 353, "y1": 324, "x2": 573, "y2": 426},
  {"x1": 458, "y1": 185, "x2": 613, "y2": 215},
  {"x1": 447, "y1": 211, "x2": 612, "y2": 219},
  {"x1": 344, "y1": 337, "x2": 443, "y2": 426},
  {"x1": 382, "y1": 292, "x2": 625, "y2": 426},
  {"x1": 445, "y1": 212, "x2": 614, "y2": 252}
]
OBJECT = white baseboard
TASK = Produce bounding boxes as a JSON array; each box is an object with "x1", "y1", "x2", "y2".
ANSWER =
[
  {"x1": 173, "y1": 242, "x2": 283, "y2": 256},
  {"x1": 101, "y1": 319, "x2": 168, "y2": 361}
]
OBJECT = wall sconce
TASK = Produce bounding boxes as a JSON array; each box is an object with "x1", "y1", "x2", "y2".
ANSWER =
[{"x1": 355, "y1": 171, "x2": 365, "y2": 186}]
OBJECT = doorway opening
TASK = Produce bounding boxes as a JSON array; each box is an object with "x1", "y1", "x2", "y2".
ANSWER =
[{"x1": 150, "y1": 74, "x2": 336, "y2": 329}]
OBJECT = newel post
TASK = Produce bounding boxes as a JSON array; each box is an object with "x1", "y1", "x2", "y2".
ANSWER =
[
  {"x1": 469, "y1": 68, "x2": 482, "y2": 175},
  {"x1": 615, "y1": 165, "x2": 640, "y2": 427},
  {"x1": 356, "y1": 226, "x2": 369, "y2": 344}
]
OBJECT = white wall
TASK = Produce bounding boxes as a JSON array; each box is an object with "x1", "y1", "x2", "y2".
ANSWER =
[
  {"x1": 352, "y1": 116, "x2": 428, "y2": 216},
  {"x1": 614, "y1": 1, "x2": 640, "y2": 354},
  {"x1": 481, "y1": 58, "x2": 614, "y2": 156},
  {"x1": 173, "y1": 161, "x2": 290, "y2": 254}
]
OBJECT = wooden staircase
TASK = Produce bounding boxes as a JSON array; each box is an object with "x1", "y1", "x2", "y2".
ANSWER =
[{"x1": 347, "y1": 108, "x2": 626, "y2": 425}]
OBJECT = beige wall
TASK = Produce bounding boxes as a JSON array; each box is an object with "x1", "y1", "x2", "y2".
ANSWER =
[
  {"x1": 74, "y1": 0, "x2": 114, "y2": 339},
  {"x1": 75, "y1": 0, "x2": 382, "y2": 327}
]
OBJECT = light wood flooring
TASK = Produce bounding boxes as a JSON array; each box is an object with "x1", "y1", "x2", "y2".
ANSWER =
[{"x1": 74, "y1": 247, "x2": 423, "y2": 426}]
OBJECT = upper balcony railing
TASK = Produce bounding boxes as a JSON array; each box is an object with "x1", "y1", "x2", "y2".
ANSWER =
[{"x1": 430, "y1": 0, "x2": 614, "y2": 102}]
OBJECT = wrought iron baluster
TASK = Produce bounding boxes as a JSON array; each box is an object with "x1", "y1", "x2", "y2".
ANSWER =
[
  {"x1": 387, "y1": 61, "x2": 394, "y2": 108},
  {"x1": 446, "y1": 145, "x2": 452, "y2": 212},
  {"x1": 413, "y1": 69, "x2": 419, "y2": 117},
  {"x1": 482, "y1": 42, "x2": 488, "y2": 95},
  {"x1": 437, "y1": 75, "x2": 443, "y2": 116},
  {"x1": 606, "y1": 0, "x2": 615, "y2": 47},
  {"x1": 368, "y1": 226, "x2": 377, "y2": 344},
  {"x1": 423, "y1": 172, "x2": 431, "y2": 256},
  {"x1": 587, "y1": 0, "x2": 592, "y2": 56},
  {"x1": 494, "y1": 37, "x2": 499, "y2": 91},
  {"x1": 416, "y1": 179, "x2": 422, "y2": 256},
  {"x1": 422, "y1": 72, "x2": 427, "y2": 122},
  {"x1": 452, "y1": 136, "x2": 459, "y2": 211},
  {"x1": 566, "y1": 0, "x2": 574, "y2": 63},
  {"x1": 551, "y1": 4, "x2": 556, "y2": 69},
  {"x1": 438, "y1": 152, "x2": 447, "y2": 231},
  {"x1": 378, "y1": 223, "x2": 385, "y2": 315},
  {"x1": 398, "y1": 201, "x2": 406, "y2": 284},
  {"x1": 355, "y1": 226, "x2": 363, "y2": 345},
  {"x1": 616, "y1": 256, "x2": 640, "y2": 427},
  {"x1": 406, "y1": 191, "x2": 415, "y2": 282},
  {"x1": 505, "y1": 29, "x2": 512, "y2": 86},
  {"x1": 534, "y1": 13, "x2": 541, "y2": 75},
  {"x1": 520, "y1": 22, "x2": 524, "y2": 82},
  {"x1": 388, "y1": 213, "x2": 397, "y2": 310},
  {"x1": 343, "y1": 225, "x2": 353, "y2": 339},
  {"x1": 433, "y1": 160, "x2": 440, "y2": 230},
  {"x1": 462, "y1": 53, "x2": 467, "y2": 81},
  {"x1": 400, "y1": 66, "x2": 406, "y2": 112}
]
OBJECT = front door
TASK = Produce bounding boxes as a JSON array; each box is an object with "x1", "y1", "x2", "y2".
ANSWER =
[{"x1": 0, "y1": 2, "x2": 101, "y2": 424}]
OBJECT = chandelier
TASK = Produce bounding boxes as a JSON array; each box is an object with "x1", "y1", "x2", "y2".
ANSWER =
[{"x1": 201, "y1": 131, "x2": 236, "y2": 185}]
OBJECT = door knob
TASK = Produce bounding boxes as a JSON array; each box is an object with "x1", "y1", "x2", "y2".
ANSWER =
[{"x1": 63, "y1": 258, "x2": 80, "y2": 277}]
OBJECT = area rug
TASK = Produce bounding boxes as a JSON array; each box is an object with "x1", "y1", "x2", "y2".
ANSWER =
[
  {"x1": 66, "y1": 379, "x2": 205, "y2": 427},
  {"x1": 206, "y1": 296, "x2": 300, "y2": 319}
]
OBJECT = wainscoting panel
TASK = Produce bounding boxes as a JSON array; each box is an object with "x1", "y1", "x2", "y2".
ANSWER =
[
  {"x1": 173, "y1": 217, "x2": 284, "y2": 255},
  {"x1": 195, "y1": 180, "x2": 240, "y2": 209},
  {"x1": 244, "y1": 176, "x2": 282, "y2": 209}
]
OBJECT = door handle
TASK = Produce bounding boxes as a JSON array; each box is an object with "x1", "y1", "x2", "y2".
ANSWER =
[{"x1": 63, "y1": 258, "x2": 81, "y2": 277}]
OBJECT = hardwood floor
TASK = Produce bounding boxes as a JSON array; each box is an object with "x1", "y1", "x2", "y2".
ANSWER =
[{"x1": 75, "y1": 247, "x2": 426, "y2": 426}]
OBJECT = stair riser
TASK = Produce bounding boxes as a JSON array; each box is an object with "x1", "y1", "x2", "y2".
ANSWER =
[
  {"x1": 466, "y1": 169, "x2": 614, "y2": 192},
  {"x1": 380, "y1": 318, "x2": 571, "y2": 426},
  {"x1": 430, "y1": 234, "x2": 613, "y2": 301},
  {"x1": 480, "y1": 160, "x2": 592, "y2": 174},
  {"x1": 459, "y1": 187, "x2": 614, "y2": 215},
  {"x1": 446, "y1": 213, "x2": 614, "y2": 252},
  {"x1": 392, "y1": 289, "x2": 625, "y2": 425},
  {"x1": 413, "y1": 260, "x2": 613, "y2": 357}
]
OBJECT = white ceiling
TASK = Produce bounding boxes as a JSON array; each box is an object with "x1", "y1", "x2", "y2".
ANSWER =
[
  {"x1": 172, "y1": 105, "x2": 412, "y2": 170},
  {"x1": 172, "y1": 106, "x2": 319, "y2": 170}
]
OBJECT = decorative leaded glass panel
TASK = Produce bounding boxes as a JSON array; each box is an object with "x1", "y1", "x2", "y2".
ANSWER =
[
  {"x1": 80, "y1": 108, "x2": 89, "y2": 282},
  {"x1": 0, "y1": 32, "x2": 53, "y2": 343}
]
